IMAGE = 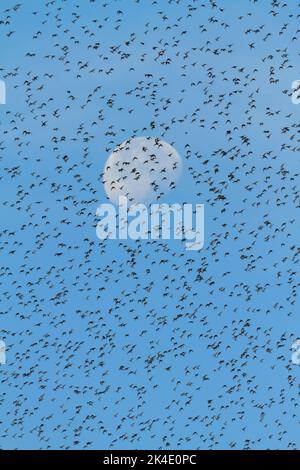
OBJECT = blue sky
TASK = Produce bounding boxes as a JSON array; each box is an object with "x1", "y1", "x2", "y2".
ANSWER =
[{"x1": 0, "y1": 0, "x2": 300, "y2": 450}]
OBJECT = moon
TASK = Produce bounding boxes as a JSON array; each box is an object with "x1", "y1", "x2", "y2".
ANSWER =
[{"x1": 103, "y1": 137, "x2": 182, "y2": 206}]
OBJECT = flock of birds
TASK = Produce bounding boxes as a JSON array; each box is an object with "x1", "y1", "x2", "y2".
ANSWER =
[{"x1": 0, "y1": 0, "x2": 300, "y2": 450}]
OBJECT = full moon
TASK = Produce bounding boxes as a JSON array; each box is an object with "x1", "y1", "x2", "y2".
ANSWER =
[{"x1": 103, "y1": 137, "x2": 182, "y2": 206}]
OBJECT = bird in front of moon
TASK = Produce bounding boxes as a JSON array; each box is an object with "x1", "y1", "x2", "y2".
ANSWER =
[{"x1": 103, "y1": 137, "x2": 182, "y2": 206}]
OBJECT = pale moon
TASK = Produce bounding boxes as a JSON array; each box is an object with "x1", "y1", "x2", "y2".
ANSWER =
[{"x1": 103, "y1": 137, "x2": 182, "y2": 206}]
